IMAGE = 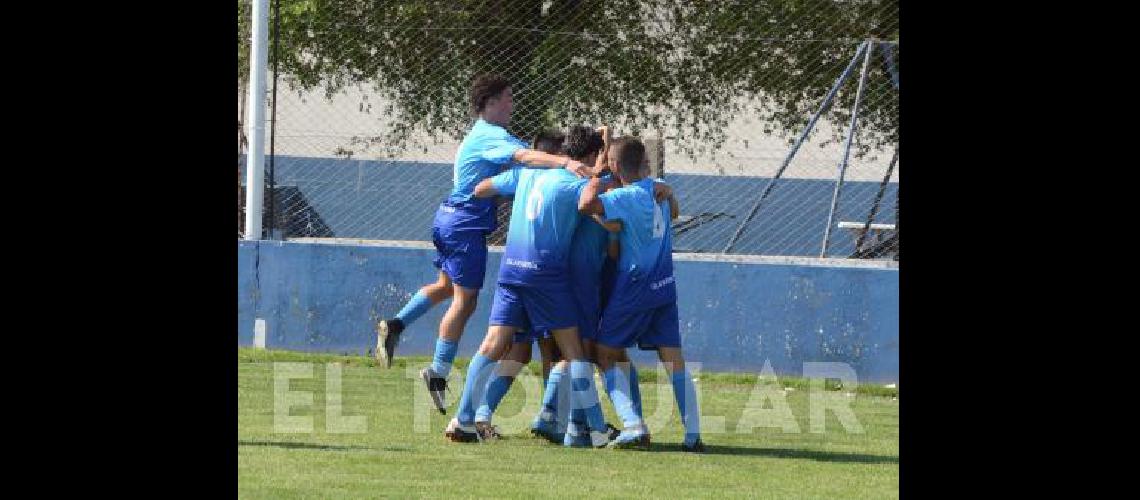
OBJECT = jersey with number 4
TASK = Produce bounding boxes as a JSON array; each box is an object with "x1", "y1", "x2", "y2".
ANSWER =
[
  {"x1": 599, "y1": 178, "x2": 676, "y2": 314},
  {"x1": 490, "y1": 167, "x2": 588, "y2": 288}
]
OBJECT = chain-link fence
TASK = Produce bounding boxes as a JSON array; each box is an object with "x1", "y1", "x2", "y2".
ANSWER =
[{"x1": 239, "y1": 0, "x2": 898, "y2": 260}]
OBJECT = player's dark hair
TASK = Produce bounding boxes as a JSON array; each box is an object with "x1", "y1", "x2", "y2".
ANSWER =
[
  {"x1": 470, "y1": 74, "x2": 512, "y2": 115},
  {"x1": 609, "y1": 136, "x2": 646, "y2": 178},
  {"x1": 532, "y1": 129, "x2": 565, "y2": 155},
  {"x1": 562, "y1": 126, "x2": 604, "y2": 161}
]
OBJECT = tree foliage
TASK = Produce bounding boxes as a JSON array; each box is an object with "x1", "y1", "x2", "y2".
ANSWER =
[{"x1": 238, "y1": 0, "x2": 898, "y2": 159}]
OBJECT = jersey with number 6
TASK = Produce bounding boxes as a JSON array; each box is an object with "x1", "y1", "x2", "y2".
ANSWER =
[
  {"x1": 489, "y1": 167, "x2": 588, "y2": 288},
  {"x1": 598, "y1": 177, "x2": 677, "y2": 314}
]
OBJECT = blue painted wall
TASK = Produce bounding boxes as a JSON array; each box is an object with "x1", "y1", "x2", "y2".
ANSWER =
[{"x1": 237, "y1": 240, "x2": 899, "y2": 383}]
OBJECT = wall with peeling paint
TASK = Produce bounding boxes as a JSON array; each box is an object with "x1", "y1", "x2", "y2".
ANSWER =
[{"x1": 238, "y1": 240, "x2": 898, "y2": 382}]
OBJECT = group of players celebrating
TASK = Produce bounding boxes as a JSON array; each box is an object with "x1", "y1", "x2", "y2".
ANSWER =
[{"x1": 374, "y1": 74, "x2": 703, "y2": 452}]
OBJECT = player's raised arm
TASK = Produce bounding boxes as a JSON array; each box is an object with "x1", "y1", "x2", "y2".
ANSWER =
[
  {"x1": 653, "y1": 181, "x2": 680, "y2": 220},
  {"x1": 593, "y1": 125, "x2": 611, "y2": 174},
  {"x1": 578, "y1": 176, "x2": 607, "y2": 216},
  {"x1": 591, "y1": 214, "x2": 622, "y2": 233},
  {"x1": 512, "y1": 148, "x2": 593, "y2": 177}
]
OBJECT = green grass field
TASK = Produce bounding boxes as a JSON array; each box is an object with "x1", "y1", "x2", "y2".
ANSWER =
[{"x1": 238, "y1": 348, "x2": 898, "y2": 498}]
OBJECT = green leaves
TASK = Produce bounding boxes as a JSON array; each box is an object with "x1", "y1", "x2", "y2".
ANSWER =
[{"x1": 239, "y1": 0, "x2": 897, "y2": 159}]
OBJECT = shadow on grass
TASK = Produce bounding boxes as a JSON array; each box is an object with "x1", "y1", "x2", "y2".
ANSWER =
[
  {"x1": 238, "y1": 440, "x2": 411, "y2": 453},
  {"x1": 648, "y1": 443, "x2": 899, "y2": 464},
  {"x1": 238, "y1": 440, "x2": 895, "y2": 464}
]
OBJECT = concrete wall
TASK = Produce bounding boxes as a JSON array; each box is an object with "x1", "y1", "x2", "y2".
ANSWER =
[{"x1": 238, "y1": 240, "x2": 898, "y2": 382}]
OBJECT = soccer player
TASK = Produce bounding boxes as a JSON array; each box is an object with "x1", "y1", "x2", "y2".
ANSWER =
[
  {"x1": 578, "y1": 137, "x2": 705, "y2": 452},
  {"x1": 374, "y1": 75, "x2": 595, "y2": 416},
  {"x1": 530, "y1": 126, "x2": 622, "y2": 445},
  {"x1": 443, "y1": 150, "x2": 612, "y2": 447},
  {"x1": 471, "y1": 129, "x2": 567, "y2": 439},
  {"x1": 482, "y1": 130, "x2": 670, "y2": 444},
  {"x1": 472, "y1": 126, "x2": 611, "y2": 443},
  {"x1": 586, "y1": 143, "x2": 670, "y2": 437},
  {"x1": 477, "y1": 129, "x2": 672, "y2": 445}
]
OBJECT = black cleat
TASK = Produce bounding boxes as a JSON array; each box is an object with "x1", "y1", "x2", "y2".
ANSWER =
[
  {"x1": 530, "y1": 416, "x2": 564, "y2": 443},
  {"x1": 375, "y1": 318, "x2": 404, "y2": 369},
  {"x1": 609, "y1": 425, "x2": 652, "y2": 450},
  {"x1": 681, "y1": 438, "x2": 706, "y2": 453},
  {"x1": 421, "y1": 368, "x2": 448, "y2": 414},
  {"x1": 474, "y1": 422, "x2": 502, "y2": 441},
  {"x1": 444, "y1": 418, "x2": 481, "y2": 443}
]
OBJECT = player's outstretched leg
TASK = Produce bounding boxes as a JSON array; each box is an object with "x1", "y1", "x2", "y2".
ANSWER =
[
  {"x1": 421, "y1": 283, "x2": 479, "y2": 413},
  {"x1": 532, "y1": 359, "x2": 569, "y2": 443},
  {"x1": 611, "y1": 348, "x2": 644, "y2": 422},
  {"x1": 596, "y1": 346, "x2": 651, "y2": 449},
  {"x1": 659, "y1": 347, "x2": 704, "y2": 453},
  {"x1": 376, "y1": 271, "x2": 453, "y2": 369},
  {"x1": 445, "y1": 324, "x2": 513, "y2": 443},
  {"x1": 474, "y1": 340, "x2": 532, "y2": 440},
  {"x1": 551, "y1": 327, "x2": 611, "y2": 448}
]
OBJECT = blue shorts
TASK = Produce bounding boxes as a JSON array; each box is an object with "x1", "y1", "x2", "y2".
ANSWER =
[
  {"x1": 489, "y1": 283, "x2": 578, "y2": 334},
  {"x1": 596, "y1": 302, "x2": 681, "y2": 351},
  {"x1": 431, "y1": 225, "x2": 488, "y2": 290},
  {"x1": 573, "y1": 281, "x2": 601, "y2": 341},
  {"x1": 599, "y1": 257, "x2": 618, "y2": 312}
]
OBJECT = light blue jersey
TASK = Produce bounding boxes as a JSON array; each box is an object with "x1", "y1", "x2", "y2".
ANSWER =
[
  {"x1": 440, "y1": 119, "x2": 527, "y2": 231},
  {"x1": 490, "y1": 168, "x2": 589, "y2": 288},
  {"x1": 451, "y1": 119, "x2": 527, "y2": 203},
  {"x1": 598, "y1": 178, "x2": 677, "y2": 314},
  {"x1": 569, "y1": 174, "x2": 616, "y2": 283}
]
